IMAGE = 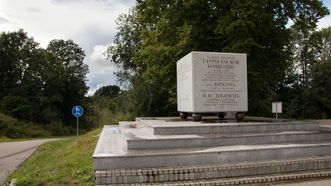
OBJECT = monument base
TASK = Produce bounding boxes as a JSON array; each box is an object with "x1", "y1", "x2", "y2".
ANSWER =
[
  {"x1": 179, "y1": 112, "x2": 246, "y2": 121},
  {"x1": 93, "y1": 117, "x2": 331, "y2": 185}
]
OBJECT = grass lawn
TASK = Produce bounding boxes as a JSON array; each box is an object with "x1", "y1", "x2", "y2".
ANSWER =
[{"x1": 7, "y1": 129, "x2": 101, "y2": 186}]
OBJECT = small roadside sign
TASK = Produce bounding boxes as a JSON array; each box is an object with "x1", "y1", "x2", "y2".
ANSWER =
[
  {"x1": 72, "y1": 106, "x2": 84, "y2": 117},
  {"x1": 72, "y1": 106, "x2": 84, "y2": 137},
  {"x1": 272, "y1": 102, "x2": 282, "y2": 119}
]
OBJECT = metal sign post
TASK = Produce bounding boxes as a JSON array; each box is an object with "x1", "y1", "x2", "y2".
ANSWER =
[
  {"x1": 72, "y1": 106, "x2": 84, "y2": 138},
  {"x1": 76, "y1": 116, "x2": 79, "y2": 137}
]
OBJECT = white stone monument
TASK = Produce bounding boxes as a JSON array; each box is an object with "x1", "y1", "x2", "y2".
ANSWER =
[{"x1": 177, "y1": 51, "x2": 247, "y2": 121}]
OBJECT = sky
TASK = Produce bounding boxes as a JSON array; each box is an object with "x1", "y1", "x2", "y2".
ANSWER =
[{"x1": 0, "y1": 0, "x2": 331, "y2": 95}]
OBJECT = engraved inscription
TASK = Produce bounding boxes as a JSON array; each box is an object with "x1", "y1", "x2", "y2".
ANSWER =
[
  {"x1": 197, "y1": 54, "x2": 246, "y2": 111},
  {"x1": 177, "y1": 52, "x2": 247, "y2": 112}
]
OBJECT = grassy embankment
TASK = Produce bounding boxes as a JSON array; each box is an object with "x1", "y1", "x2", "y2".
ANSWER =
[{"x1": 6, "y1": 128, "x2": 101, "y2": 186}]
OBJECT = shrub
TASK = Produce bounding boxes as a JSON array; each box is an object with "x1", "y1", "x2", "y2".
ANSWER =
[{"x1": 0, "y1": 112, "x2": 50, "y2": 138}]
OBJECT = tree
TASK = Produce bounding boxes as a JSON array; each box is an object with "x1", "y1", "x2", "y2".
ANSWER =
[
  {"x1": 0, "y1": 30, "x2": 47, "y2": 121},
  {"x1": 108, "y1": 0, "x2": 329, "y2": 117},
  {"x1": 285, "y1": 27, "x2": 331, "y2": 118},
  {"x1": 94, "y1": 85, "x2": 121, "y2": 98},
  {"x1": 46, "y1": 39, "x2": 89, "y2": 128},
  {"x1": 106, "y1": 8, "x2": 142, "y2": 86},
  {"x1": 311, "y1": 27, "x2": 331, "y2": 62},
  {"x1": 0, "y1": 29, "x2": 92, "y2": 135},
  {"x1": 0, "y1": 30, "x2": 40, "y2": 98},
  {"x1": 306, "y1": 60, "x2": 331, "y2": 118},
  {"x1": 302, "y1": 27, "x2": 331, "y2": 118}
]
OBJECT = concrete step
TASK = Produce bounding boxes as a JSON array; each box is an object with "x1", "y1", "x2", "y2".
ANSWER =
[
  {"x1": 152, "y1": 121, "x2": 319, "y2": 135},
  {"x1": 95, "y1": 156, "x2": 331, "y2": 185},
  {"x1": 127, "y1": 131, "x2": 331, "y2": 150},
  {"x1": 94, "y1": 119, "x2": 331, "y2": 185},
  {"x1": 94, "y1": 127, "x2": 331, "y2": 169}
]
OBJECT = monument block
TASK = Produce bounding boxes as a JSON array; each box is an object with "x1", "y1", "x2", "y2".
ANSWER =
[{"x1": 177, "y1": 51, "x2": 248, "y2": 114}]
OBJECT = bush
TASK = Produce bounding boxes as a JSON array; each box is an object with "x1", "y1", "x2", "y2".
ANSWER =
[
  {"x1": 0, "y1": 112, "x2": 50, "y2": 138},
  {"x1": 44, "y1": 122, "x2": 74, "y2": 136},
  {"x1": 91, "y1": 92, "x2": 134, "y2": 126}
]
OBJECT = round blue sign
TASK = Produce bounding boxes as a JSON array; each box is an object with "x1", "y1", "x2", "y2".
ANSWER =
[{"x1": 72, "y1": 106, "x2": 84, "y2": 117}]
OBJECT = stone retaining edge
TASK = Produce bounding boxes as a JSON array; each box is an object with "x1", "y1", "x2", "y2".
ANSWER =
[{"x1": 95, "y1": 156, "x2": 331, "y2": 185}]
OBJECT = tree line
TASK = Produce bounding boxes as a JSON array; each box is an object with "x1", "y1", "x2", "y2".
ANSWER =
[
  {"x1": 2, "y1": 1, "x2": 331, "y2": 138},
  {"x1": 0, "y1": 29, "x2": 91, "y2": 136},
  {"x1": 107, "y1": 0, "x2": 331, "y2": 119}
]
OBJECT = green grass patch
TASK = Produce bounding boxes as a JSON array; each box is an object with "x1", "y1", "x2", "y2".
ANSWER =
[{"x1": 7, "y1": 129, "x2": 101, "y2": 186}]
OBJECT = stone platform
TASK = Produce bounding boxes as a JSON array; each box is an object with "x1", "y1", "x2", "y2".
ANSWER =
[{"x1": 93, "y1": 117, "x2": 331, "y2": 185}]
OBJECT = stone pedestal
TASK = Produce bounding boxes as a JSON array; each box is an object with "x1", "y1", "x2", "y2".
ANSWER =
[{"x1": 177, "y1": 52, "x2": 248, "y2": 121}]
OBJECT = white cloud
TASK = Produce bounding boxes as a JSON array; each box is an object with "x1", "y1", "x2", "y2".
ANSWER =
[
  {"x1": 89, "y1": 45, "x2": 111, "y2": 66},
  {"x1": 0, "y1": 0, "x2": 134, "y2": 47},
  {"x1": 318, "y1": 16, "x2": 331, "y2": 29},
  {"x1": 0, "y1": 15, "x2": 9, "y2": 23},
  {"x1": 86, "y1": 45, "x2": 118, "y2": 96},
  {"x1": 27, "y1": 7, "x2": 42, "y2": 13},
  {"x1": 318, "y1": 0, "x2": 331, "y2": 29}
]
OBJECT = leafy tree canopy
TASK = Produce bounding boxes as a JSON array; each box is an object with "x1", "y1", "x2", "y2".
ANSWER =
[
  {"x1": 94, "y1": 85, "x2": 121, "y2": 98},
  {"x1": 107, "y1": 0, "x2": 329, "y2": 117},
  {"x1": 0, "y1": 30, "x2": 90, "y2": 129}
]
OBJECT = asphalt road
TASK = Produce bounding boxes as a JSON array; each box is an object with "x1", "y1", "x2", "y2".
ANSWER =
[{"x1": 0, "y1": 138, "x2": 65, "y2": 185}]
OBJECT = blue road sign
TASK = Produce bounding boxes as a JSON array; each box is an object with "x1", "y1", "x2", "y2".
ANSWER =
[{"x1": 72, "y1": 106, "x2": 84, "y2": 117}]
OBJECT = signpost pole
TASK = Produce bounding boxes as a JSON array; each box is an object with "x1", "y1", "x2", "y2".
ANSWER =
[
  {"x1": 72, "y1": 105, "x2": 83, "y2": 139},
  {"x1": 276, "y1": 104, "x2": 278, "y2": 119},
  {"x1": 76, "y1": 116, "x2": 79, "y2": 138}
]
